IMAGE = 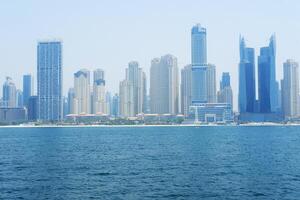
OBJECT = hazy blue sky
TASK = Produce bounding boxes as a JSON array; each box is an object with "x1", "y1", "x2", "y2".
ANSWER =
[{"x1": 1, "y1": 0, "x2": 300, "y2": 110}]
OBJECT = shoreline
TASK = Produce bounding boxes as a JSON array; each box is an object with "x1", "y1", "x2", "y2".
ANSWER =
[{"x1": 0, "y1": 123, "x2": 299, "y2": 128}]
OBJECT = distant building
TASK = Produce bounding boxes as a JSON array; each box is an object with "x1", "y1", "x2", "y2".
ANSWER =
[
  {"x1": 191, "y1": 24, "x2": 207, "y2": 66},
  {"x1": 217, "y1": 72, "x2": 233, "y2": 106},
  {"x1": 258, "y1": 35, "x2": 278, "y2": 113},
  {"x1": 282, "y1": 59, "x2": 299, "y2": 119},
  {"x1": 150, "y1": 55, "x2": 179, "y2": 114},
  {"x1": 2, "y1": 77, "x2": 17, "y2": 108},
  {"x1": 181, "y1": 64, "x2": 192, "y2": 117},
  {"x1": 16, "y1": 90, "x2": 23, "y2": 108},
  {"x1": 206, "y1": 64, "x2": 217, "y2": 103},
  {"x1": 93, "y1": 69, "x2": 106, "y2": 115},
  {"x1": 112, "y1": 93, "x2": 120, "y2": 117},
  {"x1": 37, "y1": 41, "x2": 63, "y2": 121},
  {"x1": 28, "y1": 96, "x2": 38, "y2": 121},
  {"x1": 67, "y1": 88, "x2": 75, "y2": 115},
  {"x1": 191, "y1": 24, "x2": 216, "y2": 105},
  {"x1": 23, "y1": 74, "x2": 33, "y2": 108},
  {"x1": 238, "y1": 36, "x2": 256, "y2": 113},
  {"x1": 119, "y1": 80, "x2": 134, "y2": 117},
  {"x1": 126, "y1": 61, "x2": 146, "y2": 115},
  {"x1": 73, "y1": 69, "x2": 91, "y2": 114},
  {"x1": 105, "y1": 92, "x2": 112, "y2": 116},
  {"x1": 0, "y1": 107, "x2": 27, "y2": 124}
]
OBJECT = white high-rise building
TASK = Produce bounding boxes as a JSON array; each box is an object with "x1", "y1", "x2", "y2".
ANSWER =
[
  {"x1": 73, "y1": 69, "x2": 91, "y2": 115},
  {"x1": 126, "y1": 61, "x2": 145, "y2": 115},
  {"x1": 282, "y1": 59, "x2": 299, "y2": 119},
  {"x1": 150, "y1": 54, "x2": 179, "y2": 114},
  {"x1": 93, "y1": 69, "x2": 106, "y2": 115},
  {"x1": 119, "y1": 80, "x2": 134, "y2": 117}
]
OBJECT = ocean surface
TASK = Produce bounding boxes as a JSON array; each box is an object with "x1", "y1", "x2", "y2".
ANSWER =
[{"x1": 1, "y1": 126, "x2": 300, "y2": 199}]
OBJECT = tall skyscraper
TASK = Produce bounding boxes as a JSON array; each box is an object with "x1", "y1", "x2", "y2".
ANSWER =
[
  {"x1": 119, "y1": 79, "x2": 134, "y2": 117},
  {"x1": 23, "y1": 74, "x2": 33, "y2": 108},
  {"x1": 126, "y1": 61, "x2": 145, "y2": 115},
  {"x1": 2, "y1": 77, "x2": 17, "y2": 108},
  {"x1": 93, "y1": 69, "x2": 106, "y2": 115},
  {"x1": 150, "y1": 55, "x2": 179, "y2": 114},
  {"x1": 73, "y1": 69, "x2": 91, "y2": 115},
  {"x1": 181, "y1": 64, "x2": 192, "y2": 116},
  {"x1": 191, "y1": 24, "x2": 208, "y2": 104},
  {"x1": 67, "y1": 88, "x2": 75, "y2": 115},
  {"x1": 37, "y1": 41, "x2": 62, "y2": 121},
  {"x1": 218, "y1": 72, "x2": 233, "y2": 106},
  {"x1": 282, "y1": 59, "x2": 299, "y2": 119},
  {"x1": 258, "y1": 35, "x2": 278, "y2": 113},
  {"x1": 238, "y1": 36, "x2": 256, "y2": 113},
  {"x1": 206, "y1": 64, "x2": 217, "y2": 103},
  {"x1": 191, "y1": 24, "x2": 207, "y2": 65}
]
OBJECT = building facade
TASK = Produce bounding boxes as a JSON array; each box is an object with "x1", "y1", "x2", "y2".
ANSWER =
[
  {"x1": 23, "y1": 74, "x2": 33, "y2": 108},
  {"x1": 73, "y1": 69, "x2": 91, "y2": 115},
  {"x1": 119, "y1": 80, "x2": 134, "y2": 118},
  {"x1": 282, "y1": 59, "x2": 299, "y2": 119},
  {"x1": 238, "y1": 36, "x2": 256, "y2": 113},
  {"x1": 181, "y1": 65, "x2": 192, "y2": 116},
  {"x1": 150, "y1": 55, "x2": 179, "y2": 114},
  {"x1": 2, "y1": 77, "x2": 17, "y2": 108},
  {"x1": 258, "y1": 35, "x2": 278, "y2": 113},
  {"x1": 93, "y1": 69, "x2": 106, "y2": 115},
  {"x1": 37, "y1": 41, "x2": 63, "y2": 121}
]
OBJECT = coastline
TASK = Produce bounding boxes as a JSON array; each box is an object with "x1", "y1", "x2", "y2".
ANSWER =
[{"x1": 0, "y1": 123, "x2": 299, "y2": 128}]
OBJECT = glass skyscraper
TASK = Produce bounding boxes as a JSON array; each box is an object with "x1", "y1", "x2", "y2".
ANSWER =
[
  {"x1": 238, "y1": 36, "x2": 256, "y2": 113},
  {"x1": 191, "y1": 24, "x2": 208, "y2": 104},
  {"x1": 37, "y1": 41, "x2": 63, "y2": 121},
  {"x1": 258, "y1": 35, "x2": 277, "y2": 113}
]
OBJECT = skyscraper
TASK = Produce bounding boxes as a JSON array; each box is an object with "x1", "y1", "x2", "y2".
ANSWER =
[
  {"x1": 112, "y1": 93, "x2": 120, "y2": 117},
  {"x1": 16, "y1": 89, "x2": 23, "y2": 108},
  {"x1": 119, "y1": 79, "x2": 134, "y2": 117},
  {"x1": 126, "y1": 61, "x2": 145, "y2": 115},
  {"x1": 73, "y1": 69, "x2": 91, "y2": 115},
  {"x1": 282, "y1": 59, "x2": 299, "y2": 119},
  {"x1": 150, "y1": 54, "x2": 179, "y2": 114},
  {"x1": 206, "y1": 64, "x2": 217, "y2": 103},
  {"x1": 220, "y1": 72, "x2": 231, "y2": 90},
  {"x1": 93, "y1": 69, "x2": 106, "y2": 115},
  {"x1": 23, "y1": 74, "x2": 33, "y2": 108},
  {"x1": 191, "y1": 24, "x2": 207, "y2": 65},
  {"x1": 2, "y1": 77, "x2": 16, "y2": 108},
  {"x1": 238, "y1": 36, "x2": 256, "y2": 113},
  {"x1": 37, "y1": 41, "x2": 62, "y2": 121},
  {"x1": 258, "y1": 35, "x2": 278, "y2": 113},
  {"x1": 191, "y1": 24, "x2": 208, "y2": 104},
  {"x1": 28, "y1": 96, "x2": 38, "y2": 121},
  {"x1": 218, "y1": 72, "x2": 233, "y2": 106},
  {"x1": 181, "y1": 65, "x2": 192, "y2": 116}
]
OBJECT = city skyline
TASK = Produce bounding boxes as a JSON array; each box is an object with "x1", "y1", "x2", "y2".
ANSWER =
[{"x1": 1, "y1": 1, "x2": 300, "y2": 111}]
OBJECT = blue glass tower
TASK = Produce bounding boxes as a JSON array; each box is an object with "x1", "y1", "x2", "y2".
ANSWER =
[
  {"x1": 258, "y1": 35, "x2": 277, "y2": 113},
  {"x1": 238, "y1": 36, "x2": 256, "y2": 113},
  {"x1": 191, "y1": 24, "x2": 208, "y2": 104},
  {"x1": 220, "y1": 72, "x2": 230, "y2": 90},
  {"x1": 23, "y1": 74, "x2": 33, "y2": 108},
  {"x1": 37, "y1": 41, "x2": 62, "y2": 121}
]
